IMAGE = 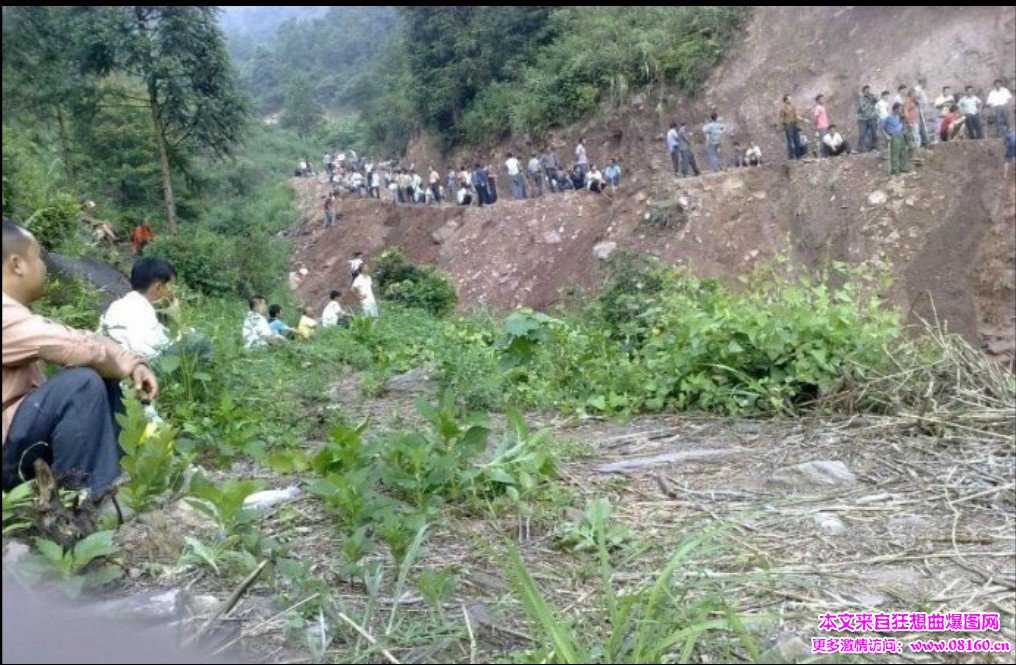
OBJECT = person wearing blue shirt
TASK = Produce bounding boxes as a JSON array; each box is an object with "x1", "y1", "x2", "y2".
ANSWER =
[
  {"x1": 880, "y1": 103, "x2": 909, "y2": 175},
  {"x1": 603, "y1": 159, "x2": 622, "y2": 187},
  {"x1": 702, "y1": 113, "x2": 726, "y2": 171},
  {"x1": 267, "y1": 304, "x2": 294, "y2": 337}
]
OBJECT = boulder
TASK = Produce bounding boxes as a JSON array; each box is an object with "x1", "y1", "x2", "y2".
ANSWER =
[
  {"x1": 866, "y1": 190, "x2": 888, "y2": 206},
  {"x1": 592, "y1": 241, "x2": 617, "y2": 260},
  {"x1": 43, "y1": 253, "x2": 130, "y2": 309},
  {"x1": 386, "y1": 367, "x2": 436, "y2": 394},
  {"x1": 431, "y1": 221, "x2": 459, "y2": 244}
]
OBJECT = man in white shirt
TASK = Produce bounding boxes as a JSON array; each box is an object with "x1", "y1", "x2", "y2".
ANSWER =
[
  {"x1": 242, "y1": 295, "x2": 281, "y2": 349},
  {"x1": 349, "y1": 251, "x2": 364, "y2": 279},
  {"x1": 821, "y1": 124, "x2": 850, "y2": 157},
  {"x1": 986, "y1": 79, "x2": 1012, "y2": 137},
  {"x1": 351, "y1": 267, "x2": 378, "y2": 318},
  {"x1": 875, "y1": 90, "x2": 891, "y2": 121},
  {"x1": 100, "y1": 257, "x2": 174, "y2": 360},
  {"x1": 526, "y1": 152, "x2": 543, "y2": 197},
  {"x1": 934, "y1": 86, "x2": 955, "y2": 118},
  {"x1": 958, "y1": 86, "x2": 984, "y2": 139},
  {"x1": 575, "y1": 138, "x2": 589, "y2": 176},
  {"x1": 321, "y1": 289, "x2": 348, "y2": 327},
  {"x1": 505, "y1": 153, "x2": 525, "y2": 200}
]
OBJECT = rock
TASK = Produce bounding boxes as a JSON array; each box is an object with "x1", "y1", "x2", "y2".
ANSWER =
[
  {"x1": 386, "y1": 367, "x2": 435, "y2": 394},
  {"x1": 595, "y1": 448, "x2": 743, "y2": 473},
  {"x1": 635, "y1": 191, "x2": 647, "y2": 203},
  {"x1": 749, "y1": 249, "x2": 760, "y2": 258},
  {"x1": 431, "y1": 221, "x2": 459, "y2": 244},
  {"x1": 243, "y1": 486, "x2": 301, "y2": 512},
  {"x1": 812, "y1": 512, "x2": 845, "y2": 535},
  {"x1": 867, "y1": 190, "x2": 888, "y2": 206},
  {"x1": 543, "y1": 231, "x2": 562, "y2": 244},
  {"x1": 3, "y1": 540, "x2": 30, "y2": 566},
  {"x1": 593, "y1": 241, "x2": 617, "y2": 260},
  {"x1": 42, "y1": 253, "x2": 130, "y2": 309},
  {"x1": 769, "y1": 461, "x2": 857, "y2": 490},
  {"x1": 87, "y1": 589, "x2": 188, "y2": 624},
  {"x1": 760, "y1": 635, "x2": 811, "y2": 663},
  {"x1": 752, "y1": 191, "x2": 767, "y2": 200}
]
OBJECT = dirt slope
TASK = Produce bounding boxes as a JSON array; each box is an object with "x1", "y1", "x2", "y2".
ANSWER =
[{"x1": 291, "y1": 139, "x2": 1014, "y2": 358}]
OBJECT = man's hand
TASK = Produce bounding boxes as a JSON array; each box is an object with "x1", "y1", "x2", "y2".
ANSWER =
[{"x1": 131, "y1": 364, "x2": 159, "y2": 403}]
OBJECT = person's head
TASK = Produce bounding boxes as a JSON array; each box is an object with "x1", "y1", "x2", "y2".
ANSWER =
[
  {"x1": 881, "y1": 90, "x2": 890, "y2": 98},
  {"x1": 474, "y1": 163, "x2": 481, "y2": 169},
  {"x1": 302, "y1": 305, "x2": 315, "y2": 317},
  {"x1": 506, "y1": 152, "x2": 513, "y2": 159},
  {"x1": 897, "y1": 84, "x2": 908, "y2": 93},
  {"x1": 943, "y1": 85, "x2": 951, "y2": 94},
  {"x1": 2, "y1": 218, "x2": 47, "y2": 304},
  {"x1": 994, "y1": 79, "x2": 1003, "y2": 88},
  {"x1": 815, "y1": 94, "x2": 824, "y2": 104},
  {"x1": 669, "y1": 120, "x2": 677, "y2": 129},
  {"x1": 710, "y1": 112, "x2": 718, "y2": 121},
  {"x1": 965, "y1": 85, "x2": 974, "y2": 94},
  {"x1": 609, "y1": 158, "x2": 616, "y2": 165},
  {"x1": 130, "y1": 256, "x2": 175, "y2": 304},
  {"x1": 330, "y1": 289, "x2": 341, "y2": 301},
  {"x1": 892, "y1": 101, "x2": 902, "y2": 113},
  {"x1": 268, "y1": 304, "x2": 282, "y2": 319},
  {"x1": 248, "y1": 295, "x2": 266, "y2": 314},
  {"x1": 530, "y1": 151, "x2": 536, "y2": 158},
  {"x1": 782, "y1": 94, "x2": 791, "y2": 103},
  {"x1": 578, "y1": 137, "x2": 585, "y2": 144},
  {"x1": 862, "y1": 85, "x2": 871, "y2": 95},
  {"x1": 918, "y1": 77, "x2": 927, "y2": 87},
  {"x1": 828, "y1": 124, "x2": 837, "y2": 132},
  {"x1": 950, "y1": 104, "x2": 960, "y2": 113}
]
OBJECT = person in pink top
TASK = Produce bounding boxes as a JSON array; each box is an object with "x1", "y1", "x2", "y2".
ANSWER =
[
  {"x1": 2, "y1": 218, "x2": 158, "y2": 495},
  {"x1": 903, "y1": 90, "x2": 922, "y2": 147},
  {"x1": 813, "y1": 94, "x2": 830, "y2": 155}
]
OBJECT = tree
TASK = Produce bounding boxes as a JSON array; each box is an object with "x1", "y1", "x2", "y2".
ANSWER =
[
  {"x1": 281, "y1": 75, "x2": 323, "y2": 138},
  {"x1": 79, "y1": 6, "x2": 248, "y2": 234},
  {"x1": 2, "y1": 6, "x2": 88, "y2": 184}
]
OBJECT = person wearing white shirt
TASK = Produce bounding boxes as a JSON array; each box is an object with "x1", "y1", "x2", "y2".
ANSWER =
[
  {"x1": 986, "y1": 79, "x2": 1012, "y2": 137},
  {"x1": 575, "y1": 138, "x2": 589, "y2": 175},
  {"x1": 100, "y1": 257, "x2": 174, "y2": 360},
  {"x1": 958, "y1": 85, "x2": 984, "y2": 139},
  {"x1": 321, "y1": 290, "x2": 348, "y2": 326},
  {"x1": 351, "y1": 267, "x2": 378, "y2": 318},
  {"x1": 821, "y1": 124, "x2": 850, "y2": 157},
  {"x1": 242, "y1": 296, "x2": 281, "y2": 349},
  {"x1": 505, "y1": 153, "x2": 525, "y2": 200}
]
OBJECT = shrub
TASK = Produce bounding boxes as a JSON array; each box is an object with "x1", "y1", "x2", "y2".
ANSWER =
[{"x1": 373, "y1": 248, "x2": 458, "y2": 316}]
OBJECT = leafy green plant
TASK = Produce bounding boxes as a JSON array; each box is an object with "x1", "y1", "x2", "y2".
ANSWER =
[
  {"x1": 469, "y1": 409, "x2": 558, "y2": 503},
  {"x1": 506, "y1": 529, "x2": 757, "y2": 663},
  {"x1": 185, "y1": 475, "x2": 267, "y2": 536},
  {"x1": 416, "y1": 565, "x2": 459, "y2": 619},
  {"x1": 23, "y1": 531, "x2": 123, "y2": 596},
  {"x1": 2, "y1": 481, "x2": 36, "y2": 537},
  {"x1": 117, "y1": 396, "x2": 193, "y2": 512},
  {"x1": 373, "y1": 248, "x2": 458, "y2": 317},
  {"x1": 180, "y1": 535, "x2": 258, "y2": 575},
  {"x1": 553, "y1": 498, "x2": 632, "y2": 553}
]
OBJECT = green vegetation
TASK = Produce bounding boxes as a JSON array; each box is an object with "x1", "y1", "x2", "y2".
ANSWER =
[{"x1": 224, "y1": 7, "x2": 748, "y2": 151}]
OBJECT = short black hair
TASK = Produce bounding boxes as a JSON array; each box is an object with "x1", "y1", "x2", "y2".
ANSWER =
[
  {"x1": 268, "y1": 304, "x2": 282, "y2": 318},
  {"x1": 710, "y1": 112, "x2": 717, "y2": 121},
  {"x1": 2, "y1": 217, "x2": 33, "y2": 261},
  {"x1": 330, "y1": 289, "x2": 341, "y2": 299},
  {"x1": 248, "y1": 295, "x2": 265, "y2": 310},
  {"x1": 828, "y1": 124, "x2": 837, "y2": 130},
  {"x1": 130, "y1": 256, "x2": 174, "y2": 291},
  {"x1": 862, "y1": 85, "x2": 871, "y2": 92},
  {"x1": 892, "y1": 102, "x2": 902, "y2": 111},
  {"x1": 898, "y1": 84, "x2": 907, "y2": 91},
  {"x1": 815, "y1": 94, "x2": 824, "y2": 102}
]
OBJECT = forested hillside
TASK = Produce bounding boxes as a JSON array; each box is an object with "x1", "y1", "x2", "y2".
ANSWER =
[{"x1": 223, "y1": 6, "x2": 747, "y2": 151}]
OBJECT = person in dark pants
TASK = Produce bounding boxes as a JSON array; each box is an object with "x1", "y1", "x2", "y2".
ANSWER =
[
  {"x1": 856, "y1": 85, "x2": 880, "y2": 152},
  {"x1": 779, "y1": 94, "x2": 810, "y2": 160},
  {"x1": 1, "y1": 218, "x2": 158, "y2": 495}
]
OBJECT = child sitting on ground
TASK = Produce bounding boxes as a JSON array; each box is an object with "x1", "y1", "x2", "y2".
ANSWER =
[
  {"x1": 267, "y1": 304, "x2": 296, "y2": 338},
  {"x1": 297, "y1": 306, "x2": 318, "y2": 339}
]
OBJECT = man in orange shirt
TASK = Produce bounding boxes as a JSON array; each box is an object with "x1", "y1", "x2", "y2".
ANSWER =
[
  {"x1": 2, "y1": 218, "x2": 158, "y2": 495},
  {"x1": 129, "y1": 219, "x2": 155, "y2": 256}
]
